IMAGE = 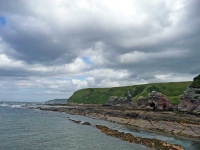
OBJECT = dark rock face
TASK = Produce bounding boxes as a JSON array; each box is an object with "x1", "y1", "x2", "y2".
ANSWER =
[
  {"x1": 137, "y1": 91, "x2": 173, "y2": 110},
  {"x1": 103, "y1": 91, "x2": 135, "y2": 107},
  {"x1": 178, "y1": 86, "x2": 200, "y2": 113}
]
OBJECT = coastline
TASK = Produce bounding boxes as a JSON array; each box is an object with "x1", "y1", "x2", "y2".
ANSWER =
[{"x1": 39, "y1": 104, "x2": 200, "y2": 139}]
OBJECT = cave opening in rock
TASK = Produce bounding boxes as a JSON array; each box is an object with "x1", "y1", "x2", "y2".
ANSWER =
[{"x1": 149, "y1": 103, "x2": 155, "y2": 107}]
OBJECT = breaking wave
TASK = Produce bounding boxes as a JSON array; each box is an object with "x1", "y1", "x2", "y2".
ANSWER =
[{"x1": 0, "y1": 102, "x2": 26, "y2": 108}]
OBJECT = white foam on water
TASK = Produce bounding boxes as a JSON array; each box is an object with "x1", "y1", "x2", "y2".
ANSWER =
[
  {"x1": 0, "y1": 103, "x2": 26, "y2": 108},
  {"x1": 11, "y1": 104, "x2": 24, "y2": 108},
  {"x1": 0, "y1": 103, "x2": 10, "y2": 107}
]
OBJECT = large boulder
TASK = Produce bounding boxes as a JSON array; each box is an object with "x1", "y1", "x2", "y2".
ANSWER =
[
  {"x1": 178, "y1": 75, "x2": 200, "y2": 113},
  {"x1": 137, "y1": 91, "x2": 173, "y2": 110}
]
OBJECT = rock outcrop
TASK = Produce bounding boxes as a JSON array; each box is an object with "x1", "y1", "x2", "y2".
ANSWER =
[
  {"x1": 137, "y1": 91, "x2": 173, "y2": 110},
  {"x1": 103, "y1": 91, "x2": 135, "y2": 106},
  {"x1": 178, "y1": 75, "x2": 200, "y2": 113}
]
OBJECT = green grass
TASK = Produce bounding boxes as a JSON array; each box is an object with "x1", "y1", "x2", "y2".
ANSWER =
[
  {"x1": 68, "y1": 81, "x2": 192, "y2": 105},
  {"x1": 191, "y1": 74, "x2": 200, "y2": 88}
]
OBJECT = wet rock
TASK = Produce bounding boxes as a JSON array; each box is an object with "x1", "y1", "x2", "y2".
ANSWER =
[
  {"x1": 125, "y1": 112, "x2": 139, "y2": 118},
  {"x1": 82, "y1": 122, "x2": 91, "y2": 125},
  {"x1": 70, "y1": 119, "x2": 81, "y2": 124},
  {"x1": 95, "y1": 125, "x2": 183, "y2": 150}
]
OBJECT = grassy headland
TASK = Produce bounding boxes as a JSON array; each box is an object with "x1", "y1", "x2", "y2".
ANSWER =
[{"x1": 68, "y1": 81, "x2": 191, "y2": 105}]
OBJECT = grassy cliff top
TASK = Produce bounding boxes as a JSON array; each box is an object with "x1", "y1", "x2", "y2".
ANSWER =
[
  {"x1": 191, "y1": 74, "x2": 200, "y2": 88},
  {"x1": 68, "y1": 81, "x2": 191, "y2": 105}
]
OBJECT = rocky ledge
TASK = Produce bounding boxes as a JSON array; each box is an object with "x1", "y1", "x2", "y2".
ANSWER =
[
  {"x1": 96, "y1": 125, "x2": 183, "y2": 150},
  {"x1": 39, "y1": 104, "x2": 200, "y2": 138}
]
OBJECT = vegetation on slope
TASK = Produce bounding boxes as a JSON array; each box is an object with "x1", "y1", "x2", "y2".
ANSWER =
[
  {"x1": 191, "y1": 74, "x2": 200, "y2": 88},
  {"x1": 68, "y1": 81, "x2": 191, "y2": 105}
]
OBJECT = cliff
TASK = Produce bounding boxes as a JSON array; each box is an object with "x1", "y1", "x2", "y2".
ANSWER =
[{"x1": 68, "y1": 82, "x2": 191, "y2": 105}]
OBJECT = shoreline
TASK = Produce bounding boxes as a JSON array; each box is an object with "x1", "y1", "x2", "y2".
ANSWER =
[
  {"x1": 66, "y1": 117, "x2": 184, "y2": 150},
  {"x1": 39, "y1": 104, "x2": 200, "y2": 139}
]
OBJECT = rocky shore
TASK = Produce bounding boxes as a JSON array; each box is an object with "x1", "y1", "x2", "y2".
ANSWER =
[
  {"x1": 95, "y1": 125, "x2": 183, "y2": 150},
  {"x1": 39, "y1": 104, "x2": 200, "y2": 139},
  {"x1": 66, "y1": 114, "x2": 184, "y2": 150}
]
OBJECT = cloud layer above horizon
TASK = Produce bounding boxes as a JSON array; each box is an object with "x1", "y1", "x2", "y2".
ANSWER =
[{"x1": 0, "y1": 0, "x2": 199, "y2": 101}]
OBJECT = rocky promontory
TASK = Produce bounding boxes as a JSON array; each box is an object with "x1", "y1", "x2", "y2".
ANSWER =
[{"x1": 178, "y1": 75, "x2": 200, "y2": 113}]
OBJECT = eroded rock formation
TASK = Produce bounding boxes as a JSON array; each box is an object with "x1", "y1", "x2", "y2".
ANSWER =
[{"x1": 137, "y1": 91, "x2": 173, "y2": 110}]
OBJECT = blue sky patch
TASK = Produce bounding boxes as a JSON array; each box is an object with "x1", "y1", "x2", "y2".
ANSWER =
[
  {"x1": 0, "y1": 16, "x2": 6, "y2": 26},
  {"x1": 76, "y1": 76, "x2": 85, "y2": 81},
  {"x1": 82, "y1": 57, "x2": 93, "y2": 65}
]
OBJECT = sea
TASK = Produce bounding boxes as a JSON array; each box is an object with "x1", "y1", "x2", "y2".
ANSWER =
[{"x1": 0, "y1": 101, "x2": 200, "y2": 150}]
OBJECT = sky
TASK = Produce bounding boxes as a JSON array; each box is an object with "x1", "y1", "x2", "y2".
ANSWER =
[{"x1": 0, "y1": 0, "x2": 199, "y2": 102}]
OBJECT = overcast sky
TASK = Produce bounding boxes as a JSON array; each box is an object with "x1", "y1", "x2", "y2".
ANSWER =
[{"x1": 0, "y1": 0, "x2": 199, "y2": 102}]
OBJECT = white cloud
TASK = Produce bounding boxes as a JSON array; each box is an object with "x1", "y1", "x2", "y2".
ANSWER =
[
  {"x1": 155, "y1": 73, "x2": 196, "y2": 82},
  {"x1": 87, "y1": 68, "x2": 129, "y2": 80},
  {"x1": 0, "y1": 0, "x2": 199, "y2": 102},
  {"x1": 0, "y1": 54, "x2": 24, "y2": 68},
  {"x1": 71, "y1": 79, "x2": 88, "y2": 89},
  {"x1": 119, "y1": 49, "x2": 188, "y2": 64},
  {"x1": 98, "y1": 79, "x2": 121, "y2": 87},
  {"x1": 85, "y1": 77, "x2": 95, "y2": 85}
]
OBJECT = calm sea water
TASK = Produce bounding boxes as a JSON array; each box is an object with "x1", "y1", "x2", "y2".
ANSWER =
[{"x1": 0, "y1": 102, "x2": 199, "y2": 150}]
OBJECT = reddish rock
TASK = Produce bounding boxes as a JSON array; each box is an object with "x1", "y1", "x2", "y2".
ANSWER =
[
  {"x1": 137, "y1": 91, "x2": 173, "y2": 110},
  {"x1": 149, "y1": 91, "x2": 173, "y2": 110},
  {"x1": 178, "y1": 87, "x2": 200, "y2": 113},
  {"x1": 178, "y1": 75, "x2": 200, "y2": 113}
]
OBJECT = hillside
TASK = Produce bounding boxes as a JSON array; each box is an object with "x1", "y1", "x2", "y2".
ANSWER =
[{"x1": 68, "y1": 81, "x2": 192, "y2": 105}]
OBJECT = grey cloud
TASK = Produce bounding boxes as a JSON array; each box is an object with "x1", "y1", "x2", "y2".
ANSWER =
[{"x1": 0, "y1": 0, "x2": 199, "y2": 101}]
